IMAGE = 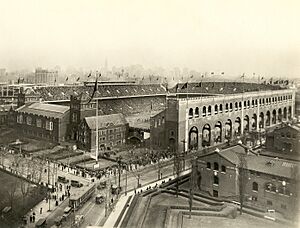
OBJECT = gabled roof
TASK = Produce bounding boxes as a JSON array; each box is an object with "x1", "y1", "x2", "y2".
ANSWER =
[
  {"x1": 16, "y1": 102, "x2": 70, "y2": 118},
  {"x1": 274, "y1": 124, "x2": 300, "y2": 133},
  {"x1": 198, "y1": 145, "x2": 300, "y2": 180},
  {"x1": 85, "y1": 113, "x2": 127, "y2": 130}
]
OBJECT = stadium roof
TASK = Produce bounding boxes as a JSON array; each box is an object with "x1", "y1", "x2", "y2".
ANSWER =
[
  {"x1": 85, "y1": 113, "x2": 127, "y2": 130},
  {"x1": 198, "y1": 145, "x2": 300, "y2": 179},
  {"x1": 16, "y1": 102, "x2": 70, "y2": 118}
]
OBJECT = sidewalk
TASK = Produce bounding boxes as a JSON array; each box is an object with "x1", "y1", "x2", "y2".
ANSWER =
[
  {"x1": 24, "y1": 184, "x2": 68, "y2": 227},
  {"x1": 101, "y1": 169, "x2": 190, "y2": 228}
]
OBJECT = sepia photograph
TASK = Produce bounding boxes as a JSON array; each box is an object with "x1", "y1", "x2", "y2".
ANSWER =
[{"x1": 0, "y1": 0, "x2": 299, "y2": 227}]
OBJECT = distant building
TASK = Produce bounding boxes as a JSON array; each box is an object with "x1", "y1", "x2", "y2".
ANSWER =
[
  {"x1": 35, "y1": 68, "x2": 58, "y2": 84},
  {"x1": 0, "y1": 68, "x2": 6, "y2": 78},
  {"x1": 14, "y1": 103, "x2": 70, "y2": 142},
  {"x1": 77, "y1": 113, "x2": 128, "y2": 152},
  {"x1": 195, "y1": 145, "x2": 300, "y2": 219},
  {"x1": 265, "y1": 123, "x2": 300, "y2": 156}
]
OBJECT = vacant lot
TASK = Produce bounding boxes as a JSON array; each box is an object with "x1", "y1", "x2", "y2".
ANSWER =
[{"x1": 0, "y1": 170, "x2": 47, "y2": 228}]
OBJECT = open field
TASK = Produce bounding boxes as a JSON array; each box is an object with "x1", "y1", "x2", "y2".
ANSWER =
[{"x1": 0, "y1": 170, "x2": 47, "y2": 228}]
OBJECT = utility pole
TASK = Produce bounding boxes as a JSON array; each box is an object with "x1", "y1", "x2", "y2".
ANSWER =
[
  {"x1": 117, "y1": 156, "x2": 122, "y2": 197},
  {"x1": 47, "y1": 160, "x2": 51, "y2": 212},
  {"x1": 125, "y1": 163, "x2": 128, "y2": 196}
]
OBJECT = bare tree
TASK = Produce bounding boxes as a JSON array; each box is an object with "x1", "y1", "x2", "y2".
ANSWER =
[
  {"x1": 19, "y1": 162, "x2": 31, "y2": 209},
  {"x1": 6, "y1": 180, "x2": 19, "y2": 209}
]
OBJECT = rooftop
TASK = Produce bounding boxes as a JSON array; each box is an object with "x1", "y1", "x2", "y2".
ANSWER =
[
  {"x1": 198, "y1": 145, "x2": 300, "y2": 180},
  {"x1": 16, "y1": 102, "x2": 70, "y2": 118},
  {"x1": 85, "y1": 113, "x2": 127, "y2": 130}
]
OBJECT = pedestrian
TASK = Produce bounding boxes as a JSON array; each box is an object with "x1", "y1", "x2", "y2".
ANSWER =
[
  {"x1": 55, "y1": 200, "x2": 58, "y2": 206},
  {"x1": 29, "y1": 215, "x2": 32, "y2": 223},
  {"x1": 40, "y1": 207, "x2": 42, "y2": 214},
  {"x1": 134, "y1": 189, "x2": 136, "y2": 194}
]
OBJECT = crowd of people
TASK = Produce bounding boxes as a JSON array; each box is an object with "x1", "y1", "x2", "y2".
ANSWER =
[
  {"x1": 34, "y1": 84, "x2": 167, "y2": 102},
  {"x1": 172, "y1": 81, "x2": 283, "y2": 94}
]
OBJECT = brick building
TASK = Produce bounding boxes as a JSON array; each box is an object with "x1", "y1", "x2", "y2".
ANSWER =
[
  {"x1": 77, "y1": 113, "x2": 128, "y2": 152},
  {"x1": 195, "y1": 145, "x2": 300, "y2": 218},
  {"x1": 14, "y1": 103, "x2": 70, "y2": 142},
  {"x1": 266, "y1": 124, "x2": 300, "y2": 154}
]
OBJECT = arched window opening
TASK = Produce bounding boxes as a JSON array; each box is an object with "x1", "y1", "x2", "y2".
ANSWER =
[
  {"x1": 221, "y1": 165, "x2": 226, "y2": 173},
  {"x1": 195, "y1": 107, "x2": 199, "y2": 118},
  {"x1": 214, "y1": 162, "x2": 219, "y2": 171},
  {"x1": 207, "y1": 162, "x2": 211, "y2": 169},
  {"x1": 189, "y1": 108, "x2": 193, "y2": 119},
  {"x1": 208, "y1": 106, "x2": 212, "y2": 116},
  {"x1": 219, "y1": 104, "x2": 223, "y2": 113},
  {"x1": 214, "y1": 104, "x2": 218, "y2": 114},
  {"x1": 214, "y1": 176, "x2": 219, "y2": 185},
  {"x1": 252, "y1": 182, "x2": 258, "y2": 191},
  {"x1": 203, "y1": 106, "x2": 207, "y2": 117}
]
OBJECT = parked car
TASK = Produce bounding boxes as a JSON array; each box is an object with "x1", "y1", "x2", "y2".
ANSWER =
[
  {"x1": 97, "y1": 181, "x2": 107, "y2": 190},
  {"x1": 72, "y1": 215, "x2": 84, "y2": 228},
  {"x1": 95, "y1": 194, "x2": 105, "y2": 204},
  {"x1": 71, "y1": 180, "x2": 83, "y2": 188},
  {"x1": 62, "y1": 206, "x2": 72, "y2": 221},
  {"x1": 57, "y1": 176, "x2": 69, "y2": 184}
]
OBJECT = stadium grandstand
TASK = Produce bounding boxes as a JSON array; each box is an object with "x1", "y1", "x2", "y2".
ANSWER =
[{"x1": 170, "y1": 81, "x2": 284, "y2": 96}]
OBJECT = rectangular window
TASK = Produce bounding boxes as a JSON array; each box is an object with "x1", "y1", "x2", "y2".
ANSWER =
[{"x1": 36, "y1": 119, "x2": 42, "y2": 128}]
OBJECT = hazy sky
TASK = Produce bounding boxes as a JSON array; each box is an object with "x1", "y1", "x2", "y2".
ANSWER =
[{"x1": 0, "y1": 0, "x2": 299, "y2": 78}]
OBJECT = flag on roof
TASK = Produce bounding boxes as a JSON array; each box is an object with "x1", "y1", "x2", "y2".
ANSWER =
[
  {"x1": 76, "y1": 77, "x2": 80, "y2": 81},
  {"x1": 219, "y1": 87, "x2": 223, "y2": 92},
  {"x1": 240, "y1": 73, "x2": 245, "y2": 78},
  {"x1": 86, "y1": 75, "x2": 100, "y2": 104},
  {"x1": 190, "y1": 75, "x2": 194, "y2": 78},
  {"x1": 233, "y1": 88, "x2": 237, "y2": 91},
  {"x1": 221, "y1": 72, "x2": 224, "y2": 75},
  {"x1": 65, "y1": 77, "x2": 69, "y2": 81},
  {"x1": 211, "y1": 72, "x2": 214, "y2": 75},
  {"x1": 87, "y1": 72, "x2": 92, "y2": 78}
]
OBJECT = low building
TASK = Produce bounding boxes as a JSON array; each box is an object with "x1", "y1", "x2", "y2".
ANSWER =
[
  {"x1": 14, "y1": 103, "x2": 70, "y2": 142},
  {"x1": 195, "y1": 145, "x2": 300, "y2": 219},
  {"x1": 77, "y1": 113, "x2": 129, "y2": 152},
  {"x1": 266, "y1": 123, "x2": 300, "y2": 155}
]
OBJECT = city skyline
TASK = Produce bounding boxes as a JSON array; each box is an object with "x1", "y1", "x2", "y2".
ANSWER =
[{"x1": 0, "y1": 0, "x2": 299, "y2": 78}]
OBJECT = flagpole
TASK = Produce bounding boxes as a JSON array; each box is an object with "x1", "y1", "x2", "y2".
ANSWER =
[{"x1": 95, "y1": 72, "x2": 99, "y2": 163}]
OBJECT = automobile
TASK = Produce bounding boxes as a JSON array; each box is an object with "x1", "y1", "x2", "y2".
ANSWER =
[
  {"x1": 71, "y1": 180, "x2": 83, "y2": 188},
  {"x1": 62, "y1": 206, "x2": 72, "y2": 220},
  {"x1": 95, "y1": 194, "x2": 105, "y2": 204},
  {"x1": 72, "y1": 214, "x2": 84, "y2": 228},
  {"x1": 97, "y1": 181, "x2": 107, "y2": 190},
  {"x1": 111, "y1": 185, "x2": 121, "y2": 195},
  {"x1": 35, "y1": 218, "x2": 47, "y2": 228},
  {"x1": 54, "y1": 216, "x2": 63, "y2": 227},
  {"x1": 57, "y1": 176, "x2": 69, "y2": 183}
]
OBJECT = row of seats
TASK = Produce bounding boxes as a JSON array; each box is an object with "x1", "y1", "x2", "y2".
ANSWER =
[
  {"x1": 171, "y1": 82, "x2": 283, "y2": 94},
  {"x1": 34, "y1": 84, "x2": 167, "y2": 101}
]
